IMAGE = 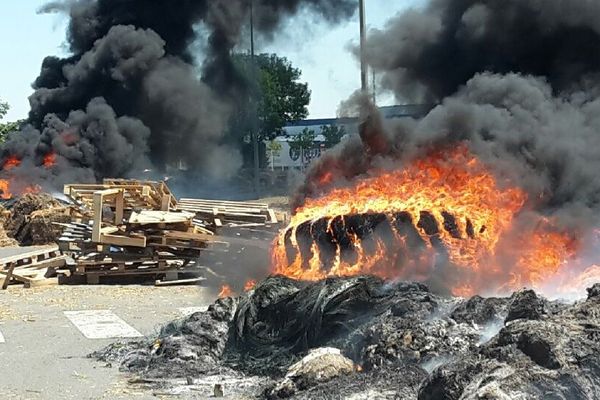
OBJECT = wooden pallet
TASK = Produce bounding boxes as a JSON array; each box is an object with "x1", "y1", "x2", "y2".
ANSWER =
[
  {"x1": 68, "y1": 259, "x2": 201, "y2": 284},
  {"x1": 177, "y1": 198, "x2": 278, "y2": 225},
  {"x1": 64, "y1": 179, "x2": 176, "y2": 216},
  {"x1": 0, "y1": 246, "x2": 66, "y2": 289}
]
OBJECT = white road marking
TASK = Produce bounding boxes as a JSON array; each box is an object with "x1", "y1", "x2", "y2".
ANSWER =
[
  {"x1": 64, "y1": 310, "x2": 143, "y2": 339},
  {"x1": 0, "y1": 329, "x2": 5, "y2": 343},
  {"x1": 178, "y1": 306, "x2": 209, "y2": 317}
]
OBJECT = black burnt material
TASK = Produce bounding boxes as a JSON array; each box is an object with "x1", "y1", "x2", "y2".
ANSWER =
[
  {"x1": 309, "y1": 217, "x2": 337, "y2": 271},
  {"x1": 285, "y1": 211, "x2": 469, "y2": 273},
  {"x1": 95, "y1": 278, "x2": 600, "y2": 399},
  {"x1": 295, "y1": 221, "x2": 313, "y2": 270}
]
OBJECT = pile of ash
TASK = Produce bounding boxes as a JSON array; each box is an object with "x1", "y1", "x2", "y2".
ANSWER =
[
  {"x1": 1, "y1": 193, "x2": 71, "y2": 246},
  {"x1": 93, "y1": 276, "x2": 600, "y2": 399}
]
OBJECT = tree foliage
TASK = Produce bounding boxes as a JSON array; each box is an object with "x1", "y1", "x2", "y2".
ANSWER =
[
  {"x1": 0, "y1": 100, "x2": 8, "y2": 120},
  {"x1": 0, "y1": 100, "x2": 21, "y2": 143},
  {"x1": 321, "y1": 124, "x2": 346, "y2": 148},
  {"x1": 289, "y1": 128, "x2": 316, "y2": 152},
  {"x1": 232, "y1": 53, "x2": 311, "y2": 143}
]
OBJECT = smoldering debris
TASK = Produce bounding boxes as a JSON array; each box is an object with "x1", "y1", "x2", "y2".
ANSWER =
[
  {"x1": 2, "y1": 193, "x2": 71, "y2": 246},
  {"x1": 94, "y1": 277, "x2": 600, "y2": 399}
]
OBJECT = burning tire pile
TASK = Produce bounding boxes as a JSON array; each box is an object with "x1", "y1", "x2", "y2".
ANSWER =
[{"x1": 95, "y1": 276, "x2": 600, "y2": 399}]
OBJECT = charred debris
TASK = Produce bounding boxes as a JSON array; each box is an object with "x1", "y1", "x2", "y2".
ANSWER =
[{"x1": 94, "y1": 275, "x2": 600, "y2": 399}]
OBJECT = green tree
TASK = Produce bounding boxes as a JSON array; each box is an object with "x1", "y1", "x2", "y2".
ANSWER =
[
  {"x1": 266, "y1": 139, "x2": 283, "y2": 169},
  {"x1": 289, "y1": 128, "x2": 316, "y2": 152},
  {"x1": 321, "y1": 124, "x2": 346, "y2": 149},
  {"x1": 0, "y1": 101, "x2": 8, "y2": 119},
  {"x1": 0, "y1": 100, "x2": 21, "y2": 143},
  {"x1": 289, "y1": 128, "x2": 316, "y2": 169},
  {"x1": 231, "y1": 53, "x2": 311, "y2": 167}
]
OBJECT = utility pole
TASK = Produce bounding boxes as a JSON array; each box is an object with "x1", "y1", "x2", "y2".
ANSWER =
[
  {"x1": 359, "y1": 0, "x2": 368, "y2": 93},
  {"x1": 250, "y1": 0, "x2": 260, "y2": 198}
]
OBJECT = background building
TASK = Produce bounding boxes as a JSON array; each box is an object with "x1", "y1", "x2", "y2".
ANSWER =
[{"x1": 268, "y1": 105, "x2": 431, "y2": 169}]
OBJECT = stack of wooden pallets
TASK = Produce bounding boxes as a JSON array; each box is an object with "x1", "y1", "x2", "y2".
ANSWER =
[{"x1": 55, "y1": 179, "x2": 279, "y2": 285}]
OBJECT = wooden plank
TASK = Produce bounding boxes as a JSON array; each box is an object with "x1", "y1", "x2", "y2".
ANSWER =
[
  {"x1": 129, "y1": 210, "x2": 194, "y2": 225},
  {"x1": 100, "y1": 226, "x2": 119, "y2": 235},
  {"x1": 161, "y1": 194, "x2": 171, "y2": 211},
  {"x1": 115, "y1": 189, "x2": 124, "y2": 223},
  {"x1": 0, "y1": 246, "x2": 60, "y2": 266},
  {"x1": 92, "y1": 191, "x2": 103, "y2": 243},
  {"x1": 26, "y1": 256, "x2": 68, "y2": 270},
  {"x1": 178, "y1": 198, "x2": 269, "y2": 208},
  {"x1": 267, "y1": 209, "x2": 279, "y2": 224},
  {"x1": 2, "y1": 263, "x2": 16, "y2": 290},
  {"x1": 155, "y1": 277, "x2": 205, "y2": 286},
  {"x1": 162, "y1": 230, "x2": 212, "y2": 241},
  {"x1": 99, "y1": 234, "x2": 146, "y2": 248},
  {"x1": 0, "y1": 256, "x2": 68, "y2": 272}
]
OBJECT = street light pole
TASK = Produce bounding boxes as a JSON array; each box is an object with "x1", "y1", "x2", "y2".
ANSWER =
[
  {"x1": 250, "y1": 0, "x2": 260, "y2": 198},
  {"x1": 359, "y1": 0, "x2": 367, "y2": 93}
]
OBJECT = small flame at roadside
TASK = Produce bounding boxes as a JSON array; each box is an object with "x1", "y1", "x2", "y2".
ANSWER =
[
  {"x1": 218, "y1": 284, "x2": 233, "y2": 298},
  {"x1": 0, "y1": 180, "x2": 12, "y2": 199},
  {"x1": 244, "y1": 279, "x2": 257, "y2": 291}
]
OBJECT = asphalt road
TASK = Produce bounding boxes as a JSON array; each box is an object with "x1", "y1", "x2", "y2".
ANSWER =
[{"x1": 0, "y1": 284, "x2": 217, "y2": 400}]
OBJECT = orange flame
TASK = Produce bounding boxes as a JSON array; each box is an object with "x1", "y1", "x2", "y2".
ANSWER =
[
  {"x1": 43, "y1": 152, "x2": 56, "y2": 168},
  {"x1": 244, "y1": 279, "x2": 257, "y2": 291},
  {"x1": 0, "y1": 179, "x2": 12, "y2": 199},
  {"x1": 0, "y1": 180, "x2": 41, "y2": 200},
  {"x1": 272, "y1": 145, "x2": 577, "y2": 296},
  {"x1": 3, "y1": 156, "x2": 21, "y2": 171},
  {"x1": 23, "y1": 185, "x2": 41, "y2": 195},
  {"x1": 218, "y1": 284, "x2": 234, "y2": 298}
]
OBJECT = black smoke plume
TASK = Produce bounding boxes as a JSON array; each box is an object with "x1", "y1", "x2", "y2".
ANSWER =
[
  {"x1": 296, "y1": 0, "x2": 600, "y2": 234},
  {"x1": 1, "y1": 0, "x2": 357, "y2": 191}
]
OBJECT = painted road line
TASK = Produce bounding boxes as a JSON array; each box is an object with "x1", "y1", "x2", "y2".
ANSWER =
[
  {"x1": 64, "y1": 310, "x2": 143, "y2": 339},
  {"x1": 0, "y1": 329, "x2": 4, "y2": 343},
  {"x1": 178, "y1": 306, "x2": 209, "y2": 317}
]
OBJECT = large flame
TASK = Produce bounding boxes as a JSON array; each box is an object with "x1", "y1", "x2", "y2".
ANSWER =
[
  {"x1": 272, "y1": 146, "x2": 580, "y2": 296},
  {"x1": 0, "y1": 153, "x2": 48, "y2": 199}
]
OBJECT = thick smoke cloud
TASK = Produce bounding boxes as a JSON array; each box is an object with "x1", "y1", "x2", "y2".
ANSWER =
[
  {"x1": 297, "y1": 0, "x2": 600, "y2": 234},
  {"x1": 1, "y1": 0, "x2": 357, "y2": 190},
  {"x1": 365, "y1": 0, "x2": 600, "y2": 102}
]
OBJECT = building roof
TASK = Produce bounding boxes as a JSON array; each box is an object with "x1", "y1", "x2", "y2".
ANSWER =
[
  {"x1": 286, "y1": 117, "x2": 356, "y2": 128},
  {"x1": 284, "y1": 104, "x2": 432, "y2": 129}
]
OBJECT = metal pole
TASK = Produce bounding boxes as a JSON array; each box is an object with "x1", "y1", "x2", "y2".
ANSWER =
[
  {"x1": 250, "y1": 0, "x2": 260, "y2": 197},
  {"x1": 372, "y1": 69, "x2": 376, "y2": 104},
  {"x1": 359, "y1": 0, "x2": 368, "y2": 93}
]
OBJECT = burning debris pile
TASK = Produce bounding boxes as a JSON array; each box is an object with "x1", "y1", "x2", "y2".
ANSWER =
[
  {"x1": 273, "y1": 146, "x2": 538, "y2": 296},
  {"x1": 94, "y1": 276, "x2": 600, "y2": 399},
  {"x1": 0, "y1": 192, "x2": 71, "y2": 247},
  {"x1": 276, "y1": 0, "x2": 600, "y2": 299},
  {"x1": 4, "y1": 193, "x2": 71, "y2": 245}
]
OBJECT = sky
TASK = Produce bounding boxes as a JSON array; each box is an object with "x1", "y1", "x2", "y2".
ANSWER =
[{"x1": 0, "y1": 0, "x2": 424, "y2": 122}]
